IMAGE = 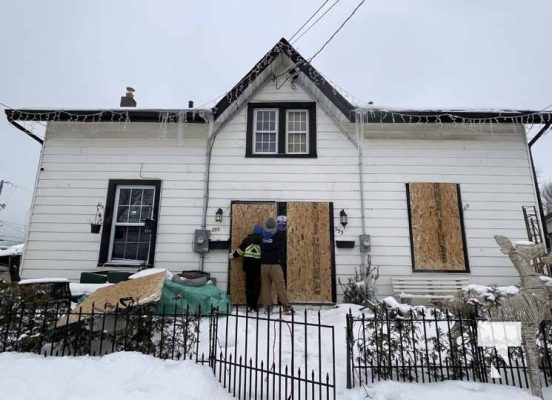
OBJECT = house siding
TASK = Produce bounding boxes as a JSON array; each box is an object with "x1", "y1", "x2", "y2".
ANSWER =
[{"x1": 20, "y1": 77, "x2": 539, "y2": 301}]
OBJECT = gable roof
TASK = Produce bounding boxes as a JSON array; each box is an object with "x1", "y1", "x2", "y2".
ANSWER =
[
  {"x1": 212, "y1": 38, "x2": 355, "y2": 121},
  {"x1": 5, "y1": 37, "x2": 552, "y2": 144}
]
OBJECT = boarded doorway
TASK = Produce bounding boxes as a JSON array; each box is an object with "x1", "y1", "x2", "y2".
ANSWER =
[{"x1": 228, "y1": 201, "x2": 335, "y2": 304}]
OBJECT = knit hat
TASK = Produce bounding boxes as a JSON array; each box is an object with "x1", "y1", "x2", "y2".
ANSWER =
[
  {"x1": 277, "y1": 215, "x2": 287, "y2": 231},
  {"x1": 265, "y1": 217, "x2": 276, "y2": 230}
]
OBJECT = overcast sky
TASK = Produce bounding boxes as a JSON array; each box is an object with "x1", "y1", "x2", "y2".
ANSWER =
[{"x1": 1, "y1": 0, "x2": 551, "y2": 244}]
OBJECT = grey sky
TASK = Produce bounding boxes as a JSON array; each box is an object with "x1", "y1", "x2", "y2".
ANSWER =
[{"x1": 1, "y1": 0, "x2": 551, "y2": 243}]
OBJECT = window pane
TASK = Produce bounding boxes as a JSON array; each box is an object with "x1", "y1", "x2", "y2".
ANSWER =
[
  {"x1": 112, "y1": 242, "x2": 125, "y2": 259},
  {"x1": 119, "y1": 189, "x2": 131, "y2": 205},
  {"x1": 137, "y1": 243, "x2": 150, "y2": 260},
  {"x1": 254, "y1": 109, "x2": 278, "y2": 153},
  {"x1": 286, "y1": 110, "x2": 308, "y2": 154},
  {"x1": 126, "y1": 226, "x2": 140, "y2": 242},
  {"x1": 131, "y1": 189, "x2": 143, "y2": 205},
  {"x1": 141, "y1": 206, "x2": 153, "y2": 221},
  {"x1": 117, "y1": 206, "x2": 129, "y2": 222},
  {"x1": 129, "y1": 206, "x2": 141, "y2": 222},
  {"x1": 142, "y1": 189, "x2": 154, "y2": 206},
  {"x1": 125, "y1": 243, "x2": 138, "y2": 260}
]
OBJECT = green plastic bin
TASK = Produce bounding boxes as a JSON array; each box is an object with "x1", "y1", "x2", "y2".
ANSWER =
[
  {"x1": 107, "y1": 271, "x2": 132, "y2": 283},
  {"x1": 80, "y1": 272, "x2": 108, "y2": 284}
]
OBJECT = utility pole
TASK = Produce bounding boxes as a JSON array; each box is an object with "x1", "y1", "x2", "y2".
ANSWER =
[{"x1": 0, "y1": 180, "x2": 4, "y2": 210}]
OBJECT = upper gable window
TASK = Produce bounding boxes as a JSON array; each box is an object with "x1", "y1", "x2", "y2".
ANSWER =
[{"x1": 246, "y1": 102, "x2": 316, "y2": 158}]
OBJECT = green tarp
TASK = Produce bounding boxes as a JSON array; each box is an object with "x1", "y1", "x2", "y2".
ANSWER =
[{"x1": 155, "y1": 280, "x2": 232, "y2": 315}]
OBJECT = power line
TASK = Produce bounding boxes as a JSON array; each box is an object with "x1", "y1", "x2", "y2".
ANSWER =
[
  {"x1": 292, "y1": 0, "x2": 341, "y2": 44},
  {"x1": 274, "y1": 0, "x2": 365, "y2": 85},
  {"x1": 289, "y1": 0, "x2": 331, "y2": 42},
  {"x1": 308, "y1": 0, "x2": 366, "y2": 62}
]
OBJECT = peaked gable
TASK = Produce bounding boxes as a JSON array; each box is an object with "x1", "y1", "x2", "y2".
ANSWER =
[{"x1": 212, "y1": 38, "x2": 354, "y2": 122}]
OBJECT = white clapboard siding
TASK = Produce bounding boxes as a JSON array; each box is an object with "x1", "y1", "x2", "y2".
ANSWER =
[{"x1": 20, "y1": 75, "x2": 539, "y2": 302}]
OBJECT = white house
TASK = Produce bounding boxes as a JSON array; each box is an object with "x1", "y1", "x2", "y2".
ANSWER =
[{"x1": 5, "y1": 38, "x2": 549, "y2": 303}]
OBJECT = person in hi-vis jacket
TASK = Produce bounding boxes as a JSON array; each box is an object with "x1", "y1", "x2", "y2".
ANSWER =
[{"x1": 230, "y1": 225, "x2": 263, "y2": 312}]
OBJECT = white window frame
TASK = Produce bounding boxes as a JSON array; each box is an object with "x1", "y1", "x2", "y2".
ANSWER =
[
  {"x1": 285, "y1": 109, "x2": 309, "y2": 154},
  {"x1": 107, "y1": 184, "x2": 156, "y2": 264},
  {"x1": 252, "y1": 108, "x2": 279, "y2": 154}
]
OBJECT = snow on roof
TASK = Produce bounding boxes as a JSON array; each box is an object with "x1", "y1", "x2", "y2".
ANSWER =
[
  {"x1": 0, "y1": 243, "x2": 24, "y2": 257},
  {"x1": 18, "y1": 277, "x2": 70, "y2": 285}
]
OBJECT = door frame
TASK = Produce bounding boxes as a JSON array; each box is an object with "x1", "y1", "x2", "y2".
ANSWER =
[{"x1": 228, "y1": 200, "x2": 337, "y2": 304}]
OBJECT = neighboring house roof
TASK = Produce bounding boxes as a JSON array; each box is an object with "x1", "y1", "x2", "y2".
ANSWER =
[
  {"x1": 0, "y1": 243, "x2": 24, "y2": 257},
  {"x1": 5, "y1": 38, "x2": 552, "y2": 137}
]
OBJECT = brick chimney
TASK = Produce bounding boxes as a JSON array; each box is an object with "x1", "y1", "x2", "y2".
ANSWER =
[{"x1": 120, "y1": 87, "x2": 137, "y2": 107}]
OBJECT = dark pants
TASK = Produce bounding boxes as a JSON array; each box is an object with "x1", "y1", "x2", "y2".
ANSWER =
[{"x1": 244, "y1": 263, "x2": 261, "y2": 310}]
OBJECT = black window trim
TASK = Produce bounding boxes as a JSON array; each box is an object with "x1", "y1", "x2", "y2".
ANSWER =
[
  {"x1": 98, "y1": 179, "x2": 162, "y2": 268},
  {"x1": 246, "y1": 102, "x2": 317, "y2": 158}
]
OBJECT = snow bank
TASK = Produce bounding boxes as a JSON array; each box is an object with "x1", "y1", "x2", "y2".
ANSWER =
[
  {"x1": 540, "y1": 276, "x2": 552, "y2": 287},
  {"x1": 0, "y1": 352, "x2": 234, "y2": 400},
  {"x1": 129, "y1": 268, "x2": 173, "y2": 280},
  {"x1": 338, "y1": 380, "x2": 547, "y2": 400},
  {"x1": 463, "y1": 284, "x2": 519, "y2": 301},
  {"x1": 69, "y1": 282, "x2": 113, "y2": 296}
]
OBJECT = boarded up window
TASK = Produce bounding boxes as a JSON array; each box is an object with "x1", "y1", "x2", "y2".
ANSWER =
[{"x1": 407, "y1": 183, "x2": 468, "y2": 271}]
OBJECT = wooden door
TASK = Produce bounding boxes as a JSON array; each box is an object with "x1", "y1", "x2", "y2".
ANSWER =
[{"x1": 229, "y1": 202, "x2": 276, "y2": 304}]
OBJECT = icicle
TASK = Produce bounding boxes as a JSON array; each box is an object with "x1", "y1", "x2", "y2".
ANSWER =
[
  {"x1": 158, "y1": 112, "x2": 169, "y2": 139},
  {"x1": 177, "y1": 110, "x2": 186, "y2": 146}
]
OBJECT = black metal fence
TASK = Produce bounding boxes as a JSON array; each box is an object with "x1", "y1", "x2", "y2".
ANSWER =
[
  {"x1": 346, "y1": 307, "x2": 552, "y2": 390},
  {"x1": 208, "y1": 306, "x2": 336, "y2": 400},
  {"x1": 0, "y1": 301, "x2": 203, "y2": 361},
  {"x1": 0, "y1": 301, "x2": 335, "y2": 400}
]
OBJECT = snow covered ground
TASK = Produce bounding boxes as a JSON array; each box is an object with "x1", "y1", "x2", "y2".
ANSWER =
[
  {"x1": 0, "y1": 298, "x2": 550, "y2": 399},
  {"x1": 0, "y1": 351, "x2": 550, "y2": 400}
]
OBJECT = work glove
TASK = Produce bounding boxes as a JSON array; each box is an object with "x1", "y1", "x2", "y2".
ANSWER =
[{"x1": 229, "y1": 251, "x2": 234, "y2": 260}]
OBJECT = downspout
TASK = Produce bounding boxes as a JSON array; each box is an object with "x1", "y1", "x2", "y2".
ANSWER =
[
  {"x1": 528, "y1": 122, "x2": 551, "y2": 249},
  {"x1": 354, "y1": 109, "x2": 367, "y2": 235},
  {"x1": 198, "y1": 112, "x2": 216, "y2": 271},
  {"x1": 354, "y1": 109, "x2": 371, "y2": 303}
]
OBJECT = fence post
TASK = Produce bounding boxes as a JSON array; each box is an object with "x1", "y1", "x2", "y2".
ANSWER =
[
  {"x1": 208, "y1": 306, "x2": 218, "y2": 372},
  {"x1": 346, "y1": 311, "x2": 353, "y2": 389}
]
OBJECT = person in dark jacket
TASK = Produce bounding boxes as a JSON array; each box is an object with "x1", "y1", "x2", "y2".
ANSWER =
[
  {"x1": 230, "y1": 225, "x2": 263, "y2": 312},
  {"x1": 260, "y1": 217, "x2": 294, "y2": 314}
]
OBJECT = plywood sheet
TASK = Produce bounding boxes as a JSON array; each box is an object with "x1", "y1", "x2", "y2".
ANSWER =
[
  {"x1": 408, "y1": 183, "x2": 466, "y2": 271},
  {"x1": 60, "y1": 272, "x2": 165, "y2": 326},
  {"x1": 286, "y1": 202, "x2": 333, "y2": 302},
  {"x1": 229, "y1": 202, "x2": 276, "y2": 304}
]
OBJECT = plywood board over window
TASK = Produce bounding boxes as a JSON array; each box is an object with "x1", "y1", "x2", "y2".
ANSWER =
[
  {"x1": 406, "y1": 183, "x2": 469, "y2": 272},
  {"x1": 286, "y1": 202, "x2": 334, "y2": 302}
]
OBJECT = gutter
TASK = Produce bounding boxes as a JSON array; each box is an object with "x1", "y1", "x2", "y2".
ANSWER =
[{"x1": 527, "y1": 122, "x2": 551, "y2": 249}]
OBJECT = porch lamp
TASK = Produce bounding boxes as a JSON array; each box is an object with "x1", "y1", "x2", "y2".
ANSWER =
[
  {"x1": 215, "y1": 208, "x2": 223, "y2": 223},
  {"x1": 339, "y1": 209, "x2": 348, "y2": 228}
]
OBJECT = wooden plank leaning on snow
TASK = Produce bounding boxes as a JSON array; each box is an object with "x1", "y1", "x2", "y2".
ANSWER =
[
  {"x1": 58, "y1": 271, "x2": 165, "y2": 326},
  {"x1": 391, "y1": 276, "x2": 470, "y2": 303}
]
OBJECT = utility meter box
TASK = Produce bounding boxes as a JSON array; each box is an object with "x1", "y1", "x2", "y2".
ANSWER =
[
  {"x1": 193, "y1": 229, "x2": 210, "y2": 253},
  {"x1": 359, "y1": 234, "x2": 371, "y2": 253}
]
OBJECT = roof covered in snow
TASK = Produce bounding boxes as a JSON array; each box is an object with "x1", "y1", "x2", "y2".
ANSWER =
[{"x1": 0, "y1": 243, "x2": 24, "y2": 257}]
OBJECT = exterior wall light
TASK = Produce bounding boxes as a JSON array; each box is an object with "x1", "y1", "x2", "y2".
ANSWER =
[
  {"x1": 340, "y1": 209, "x2": 348, "y2": 228},
  {"x1": 215, "y1": 208, "x2": 223, "y2": 223}
]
